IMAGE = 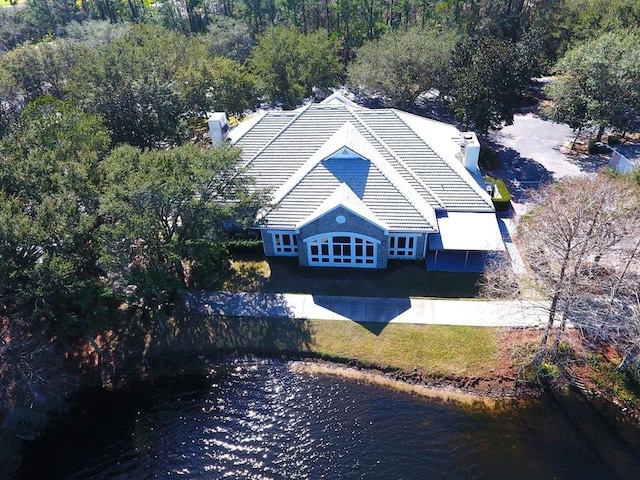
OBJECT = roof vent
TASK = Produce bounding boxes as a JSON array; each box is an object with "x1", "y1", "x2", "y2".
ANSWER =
[{"x1": 208, "y1": 112, "x2": 229, "y2": 145}]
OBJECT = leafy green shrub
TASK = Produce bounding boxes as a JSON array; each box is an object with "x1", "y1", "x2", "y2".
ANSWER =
[
  {"x1": 588, "y1": 139, "x2": 612, "y2": 154},
  {"x1": 225, "y1": 239, "x2": 263, "y2": 255},
  {"x1": 537, "y1": 361, "x2": 561, "y2": 382},
  {"x1": 607, "y1": 135, "x2": 622, "y2": 146}
]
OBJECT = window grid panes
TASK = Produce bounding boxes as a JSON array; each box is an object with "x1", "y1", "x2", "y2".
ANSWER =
[
  {"x1": 307, "y1": 234, "x2": 377, "y2": 267},
  {"x1": 389, "y1": 234, "x2": 418, "y2": 259},
  {"x1": 273, "y1": 233, "x2": 298, "y2": 255}
]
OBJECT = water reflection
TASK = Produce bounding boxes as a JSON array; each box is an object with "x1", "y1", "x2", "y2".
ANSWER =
[{"x1": 17, "y1": 358, "x2": 640, "y2": 479}]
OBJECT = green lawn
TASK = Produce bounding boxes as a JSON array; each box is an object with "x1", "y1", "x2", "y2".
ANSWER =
[
  {"x1": 161, "y1": 315, "x2": 499, "y2": 378},
  {"x1": 310, "y1": 320, "x2": 499, "y2": 377},
  {"x1": 224, "y1": 254, "x2": 481, "y2": 298}
]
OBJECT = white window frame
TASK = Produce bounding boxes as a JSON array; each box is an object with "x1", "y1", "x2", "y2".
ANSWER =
[
  {"x1": 305, "y1": 232, "x2": 379, "y2": 268},
  {"x1": 272, "y1": 232, "x2": 298, "y2": 256},
  {"x1": 388, "y1": 234, "x2": 419, "y2": 259}
]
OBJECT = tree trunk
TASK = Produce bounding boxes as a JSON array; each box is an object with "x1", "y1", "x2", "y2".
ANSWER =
[
  {"x1": 596, "y1": 125, "x2": 605, "y2": 142},
  {"x1": 535, "y1": 293, "x2": 559, "y2": 366},
  {"x1": 570, "y1": 127, "x2": 582, "y2": 150}
]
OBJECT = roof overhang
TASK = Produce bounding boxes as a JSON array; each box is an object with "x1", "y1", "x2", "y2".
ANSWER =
[{"x1": 430, "y1": 212, "x2": 505, "y2": 251}]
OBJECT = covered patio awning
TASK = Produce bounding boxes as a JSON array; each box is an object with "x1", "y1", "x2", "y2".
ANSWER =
[{"x1": 430, "y1": 212, "x2": 505, "y2": 252}]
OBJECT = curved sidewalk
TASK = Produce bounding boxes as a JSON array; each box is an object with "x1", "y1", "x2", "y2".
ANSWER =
[{"x1": 184, "y1": 292, "x2": 550, "y2": 328}]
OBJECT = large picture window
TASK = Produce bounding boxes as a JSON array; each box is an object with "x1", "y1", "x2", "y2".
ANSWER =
[
  {"x1": 389, "y1": 234, "x2": 418, "y2": 259},
  {"x1": 272, "y1": 232, "x2": 298, "y2": 256},
  {"x1": 306, "y1": 233, "x2": 378, "y2": 267}
]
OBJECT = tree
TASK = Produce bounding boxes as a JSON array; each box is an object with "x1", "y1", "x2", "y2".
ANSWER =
[
  {"x1": 98, "y1": 144, "x2": 265, "y2": 316},
  {"x1": 348, "y1": 26, "x2": 457, "y2": 108},
  {"x1": 249, "y1": 26, "x2": 342, "y2": 108},
  {"x1": 24, "y1": 0, "x2": 86, "y2": 37},
  {"x1": 0, "y1": 40, "x2": 87, "y2": 107},
  {"x1": 545, "y1": 29, "x2": 640, "y2": 142},
  {"x1": 444, "y1": 35, "x2": 525, "y2": 132},
  {"x1": 200, "y1": 15, "x2": 255, "y2": 62},
  {"x1": 518, "y1": 174, "x2": 640, "y2": 365},
  {"x1": 0, "y1": 98, "x2": 112, "y2": 337},
  {"x1": 69, "y1": 24, "x2": 258, "y2": 147},
  {"x1": 157, "y1": 0, "x2": 212, "y2": 35},
  {"x1": 63, "y1": 20, "x2": 131, "y2": 49}
]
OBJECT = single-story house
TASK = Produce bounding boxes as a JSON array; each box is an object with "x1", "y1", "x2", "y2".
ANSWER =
[
  {"x1": 608, "y1": 145, "x2": 640, "y2": 174},
  {"x1": 209, "y1": 93, "x2": 504, "y2": 272}
]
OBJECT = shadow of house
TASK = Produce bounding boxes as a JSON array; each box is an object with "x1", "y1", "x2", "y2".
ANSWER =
[
  {"x1": 312, "y1": 295, "x2": 412, "y2": 335},
  {"x1": 484, "y1": 141, "x2": 554, "y2": 202},
  {"x1": 263, "y1": 258, "x2": 481, "y2": 298}
]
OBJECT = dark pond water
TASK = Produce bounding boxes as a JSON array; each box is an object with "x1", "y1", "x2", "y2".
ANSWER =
[{"x1": 16, "y1": 358, "x2": 640, "y2": 479}]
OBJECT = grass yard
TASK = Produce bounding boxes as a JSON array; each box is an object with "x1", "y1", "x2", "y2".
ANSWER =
[
  {"x1": 224, "y1": 253, "x2": 481, "y2": 298},
  {"x1": 310, "y1": 320, "x2": 499, "y2": 377},
  {"x1": 162, "y1": 314, "x2": 499, "y2": 379}
]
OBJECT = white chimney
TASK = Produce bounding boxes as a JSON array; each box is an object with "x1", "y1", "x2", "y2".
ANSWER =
[
  {"x1": 208, "y1": 112, "x2": 229, "y2": 145},
  {"x1": 460, "y1": 132, "x2": 480, "y2": 175}
]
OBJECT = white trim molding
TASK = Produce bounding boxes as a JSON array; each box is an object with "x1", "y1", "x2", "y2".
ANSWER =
[
  {"x1": 271, "y1": 231, "x2": 299, "y2": 256},
  {"x1": 304, "y1": 232, "x2": 380, "y2": 268}
]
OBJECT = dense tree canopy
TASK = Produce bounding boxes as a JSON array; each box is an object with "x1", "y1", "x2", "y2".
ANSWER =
[
  {"x1": 0, "y1": 98, "x2": 111, "y2": 336},
  {"x1": 445, "y1": 36, "x2": 523, "y2": 132},
  {"x1": 0, "y1": 97, "x2": 264, "y2": 336},
  {"x1": 545, "y1": 29, "x2": 640, "y2": 140},
  {"x1": 249, "y1": 26, "x2": 343, "y2": 108},
  {"x1": 98, "y1": 143, "x2": 264, "y2": 304},
  {"x1": 348, "y1": 27, "x2": 458, "y2": 108}
]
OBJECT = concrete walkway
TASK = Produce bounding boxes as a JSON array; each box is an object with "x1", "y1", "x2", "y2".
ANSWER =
[{"x1": 184, "y1": 291, "x2": 550, "y2": 328}]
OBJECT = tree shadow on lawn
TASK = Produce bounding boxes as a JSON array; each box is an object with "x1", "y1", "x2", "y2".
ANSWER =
[
  {"x1": 94, "y1": 294, "x2": 313, "y2": 382},
  {"x1": 563, "y1": 151, "x2": 610, "y2": 173}
]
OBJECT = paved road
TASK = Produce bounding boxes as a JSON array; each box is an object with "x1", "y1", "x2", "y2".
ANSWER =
[
  {"x1": 490, "y1": 113, "x2": 584, "y2": 179},
  {"x1": 184, "y1": 291, "x2": 550, "y2": 328}
]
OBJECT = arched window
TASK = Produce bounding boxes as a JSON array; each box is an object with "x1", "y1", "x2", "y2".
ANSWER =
[{"x1": 306, "y1": 233, "x2": 378, "y2": 268}]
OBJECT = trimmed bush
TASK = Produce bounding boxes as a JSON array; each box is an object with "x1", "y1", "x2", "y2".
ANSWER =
[{"x1": 485, "y1": 176, "x2": 512, "y2": 212}]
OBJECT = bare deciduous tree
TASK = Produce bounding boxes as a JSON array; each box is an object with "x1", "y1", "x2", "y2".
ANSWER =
[{"x1": 518, "y1": 174, "x2": 640, "y2": 365}]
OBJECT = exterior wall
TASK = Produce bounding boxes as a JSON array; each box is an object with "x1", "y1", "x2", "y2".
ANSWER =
[
  {"x1": 261, "y1": 218, "x2": 429, "y2": 268},
  {"x1": 261, "y1": 229, "x2": 300, "y2": 256},
  {"x1": 388, "y1": 232, "x2": 426, "y2": 260},
  {"x1": 298, "y1": 206, "x2": 388, "y2": 268},
  {"x1": 261, "y1": 229, "x2": 276, "y2": 256}
]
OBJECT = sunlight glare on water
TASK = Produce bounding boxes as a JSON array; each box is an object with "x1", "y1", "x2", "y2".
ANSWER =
[{"x1": 16, "y1": 357, "x2": 640, "y2": 480}]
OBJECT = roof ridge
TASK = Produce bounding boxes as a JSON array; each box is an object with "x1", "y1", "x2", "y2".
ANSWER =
[
  {"x1": 239, "y1": 104, "x2": 312, "y2": 171},
  {"x1": 270, "y1": 121, "x2": 360, "y2": 205},
  {"x1": 392, "y1": 110, "x2": 494, "y2": 210},
  {"x1": 348, "y1": 111, "x2": 441, "y2": 224},
  {"x1": 295, "y1": 182, "x2": 389, "y2": 232}
]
